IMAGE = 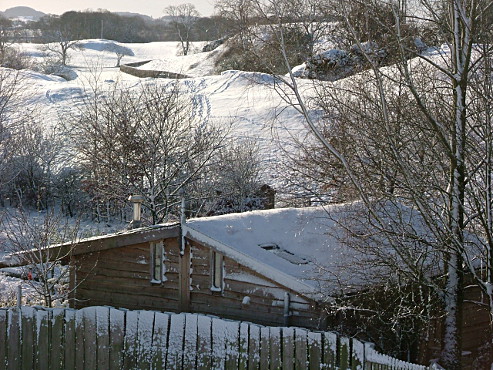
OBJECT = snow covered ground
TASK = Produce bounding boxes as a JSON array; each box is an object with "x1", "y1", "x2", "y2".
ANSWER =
[{"x1": 13, "y1": 39, "x2": 312, "y2": 178}]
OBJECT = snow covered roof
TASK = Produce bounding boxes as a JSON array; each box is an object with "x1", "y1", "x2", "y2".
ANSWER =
[
  {"x1": 183, "y1": 205, "x2": 363, "y2": 300},
  {"x1": 183, "y1": 201, "x2": 455, "y2": 301}
]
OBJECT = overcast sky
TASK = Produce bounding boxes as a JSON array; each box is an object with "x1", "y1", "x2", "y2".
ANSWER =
[{"x1": 1, "y1": 0, "x2": 215, "y2": 18}]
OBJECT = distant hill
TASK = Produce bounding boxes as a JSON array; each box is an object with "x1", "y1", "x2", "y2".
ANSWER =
[
  {"x1": 2, "y1": 6, "x2": 45, "y2": 20},
  {"x1": 115, "y1": 12, "x2": 154, "y2": 24}
]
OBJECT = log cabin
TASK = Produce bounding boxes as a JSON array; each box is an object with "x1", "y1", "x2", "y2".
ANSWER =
[
  {"x1": 0, "y1": 207, "x2": 343, "y2": 330},
  {"x1": 59, "y1": 215, "x2": 327, "y2": 329},
  {"x1": 1, "y1": 203, "x2": 491, "y2": 367},
  {"x1": 66, "y1": 206, "x2": 341, "y2": 329}
]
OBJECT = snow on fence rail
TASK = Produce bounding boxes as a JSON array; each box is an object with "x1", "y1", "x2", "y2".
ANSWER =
[{"x1": 0, "y1": 306, "x2": 429, "y2": 369}]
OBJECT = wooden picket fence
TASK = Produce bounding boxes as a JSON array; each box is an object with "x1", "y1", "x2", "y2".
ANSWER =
[{"x1": 0, "y1": 306, "x2": 430, "y2": 369}]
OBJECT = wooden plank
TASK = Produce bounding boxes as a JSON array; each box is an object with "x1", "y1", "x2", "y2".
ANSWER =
[
  {"x1": 74, "y1": 308, "x2": 85, "y2": 370},
  {"x1": 75, "y1": 283, "x2": 181, "y2": 301},
  {"x1": 339, "y1": 337, "x2": 350, "y2": 370},
  {"x1": 77, "y1": 267, "x2": 151, "y2": 280},
  {"x1": 123, "y1": 310, "x2": 139, "y2": 370},
  {"x1": 151, "y1": 312, "x2": 169, "y2": 369},
  {"x1": 64, "y1": 310, "x2": 76, "y2": 370},
  {"x1": 7, "y1": 308, "x2": 20, "y2": 370},
  {"x1": 79, "y1": 256, "x2": 157, "y2": 271},
  {"x1": 37, "y1": 309, "x2": 50, "y2": 370},
  {"x1": 50, "y1": 308, "x2": 65, "y2": 370},
  {"x1": 259, "y1": 326, "x2": 270, "y2": 369},
  {"x1": 75, "y1": 288, "x2": 180, "y2": 309},
  {"x1": 76, "y1": 277, "x2": 180, "y2": 295},
  {"x1": 78, "y1": 260, "x2": 179, "y2": 275},
  {"x1": 196, "y1": 314, "x2": 212, "y2": 370},
  {"x1": 109, "y1": 308, "x2": 125, "y2": 370},
  {"x1": 224, "y1": 319, "x2": 240, "y2": 368},
  {"x1": 282, "y1": 327, "x2": 295, "y2": 370},
  {"x1": 294, "y1": 328, "x2": 308, "y2": 369},
  {"x1": 189, "y1": 291, "x2": 288, "y2": 312},
  {"x1": 166, "y1": 313, "x2": 185, "y2": 368},
  {"x1": 307, "y1": 332, "x2": 322, "y2": 369},
  {"x1": 179, "y1": 243, "x2": 191, "y2": 312},
  {"x1": 189, "y1": 301, "x2": 285, "y2": 324},
  {"x1": 211, "y1": 317, "x2": 227, "y2": 369},
  {"x1": 238, "y1": 322, "x2": 249, "y2": 370},
  {"x1": 269, "y1": 327, "x2": 282, "y2": 369},
  {"x1": 223, "y1": 275, "x2": 283, "y2": 290},
  {"x1": 137, "y1": 310, "x2": 155, "y2": 368},
  {"x1": 96, "y1": 307, "x2": 110, "y2": 370},
  {"x1": 20, "y1": 307, "x2": 36, "y2": 370},
  {"x1": 351, "y1": 338, "x2": 364, "y2": 370},
  {"x1": 83, "y1": 307, "x2": 97, "y2": 370},
  {"x1": 0, "y1": 309, "x2": 6, "y2": 370},
  {"x1": 248, "y1": 324, "x2": 260, "y2": 370},
  {"x1": 183, "y1": 314, "x2": 199, "y2": 368},
  {"x1": 322, "y1": 332, "x2": 337, "y2": 368}
]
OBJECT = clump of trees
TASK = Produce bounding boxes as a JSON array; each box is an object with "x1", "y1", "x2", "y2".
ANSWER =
[
  {"x1": 0, "y1": 16, "x2": 32, "y2": 69},
  {"x1": 27, "y1": 9, "x2": 230, "y2": 45},
  {"x1": 214, "y1": 0, "x2": 320, "y2": 74},
  {"x1": 0, "y1": 65, "x2": 267, "y2": 223}
]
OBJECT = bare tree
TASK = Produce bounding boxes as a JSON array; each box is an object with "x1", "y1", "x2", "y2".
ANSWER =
[
  {"x1": 242, "y1": 0, "x2": 493, "y2": 367},
  {"x1": 68, "y1": 81, "x2": 228, "y2": 224},
  {"x1": 0, "y1": 69, "x2": 38, "y2": 206},
  {"x1": 40, "y1": 16, "x2": 80, "y2": 66},
  {"x1": 102, "y1": 42, "x2": 135, "y2": 67},
  {"x1": 214, "y1": 0, "x2": 256, "y2": 44},
  {"x1": 0, "y1": 16, "x2": 13, "y2": 62},
  {"x1": 187, "y1": 138, "x2": 265, "y2": 216},
  {"x1": 1, "y1": 208, "x2": 80, "y2": 307},
  {"x1": 165, "y1": 3, "x2": 200, "y2": 55}
]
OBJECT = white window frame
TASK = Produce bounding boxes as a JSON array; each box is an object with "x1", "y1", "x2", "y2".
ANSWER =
[
  {"x1": 210, "y1": 250, "x2": 223, "y2": 292},
  {"x1": 150, "y1": 241, "x2": 166, "y2": 284}
]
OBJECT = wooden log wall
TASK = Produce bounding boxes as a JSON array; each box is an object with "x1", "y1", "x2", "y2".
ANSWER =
[
  {"x1": 188, "y1": 241, "x2": 323, "y2": 329},
  {"x1": 418, "y1": 284, "x2": 493, "y2": 369},
  {"x1": 73, "y1": 238, "x2": 181, "y2": 312},
  {"x1": 73, "y1": 236, "x2": 324, "y2": 329},
  {"x1": 0, "y1": 306, "x2": 429, "y2": 370}
]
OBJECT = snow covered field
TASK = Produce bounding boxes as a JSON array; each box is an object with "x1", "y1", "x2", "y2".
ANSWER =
[
  {"x1": 15, "y1": 39, "x2": 310, "y2": 167},
  {"x1": 2, "y1": 39, "x2": 320, "y2": 203}
]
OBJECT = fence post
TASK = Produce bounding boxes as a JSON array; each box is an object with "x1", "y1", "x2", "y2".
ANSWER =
[{"x1": 351, "y1": 338, "x2": 365, "y2": 370}]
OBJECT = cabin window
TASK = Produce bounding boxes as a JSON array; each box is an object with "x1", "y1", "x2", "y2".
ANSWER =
[
  {"x1": 151, "y1": 241, "x2": 166, "y2": 283},
  {"x1": 210, "y1": 251, "x2": 223, "y2": 292}
]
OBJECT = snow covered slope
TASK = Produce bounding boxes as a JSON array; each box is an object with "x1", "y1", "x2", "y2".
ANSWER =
[{"x1": 13, "y1": 39, "x2": 313, "y2": 185}]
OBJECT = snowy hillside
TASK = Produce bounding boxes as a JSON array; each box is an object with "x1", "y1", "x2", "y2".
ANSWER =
[{"x1": 15, "y1": 39, "x2": 311, "y2": 182}]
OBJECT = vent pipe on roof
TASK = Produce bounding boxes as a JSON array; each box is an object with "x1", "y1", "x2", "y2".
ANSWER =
[{"x1": 128, "y1": 194, "x2": 145, "y2": 229}]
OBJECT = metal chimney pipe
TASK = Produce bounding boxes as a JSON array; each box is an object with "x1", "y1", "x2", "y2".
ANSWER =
[{"x1": 128, "y1": 194, "x2": 145, "y2": 229}]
